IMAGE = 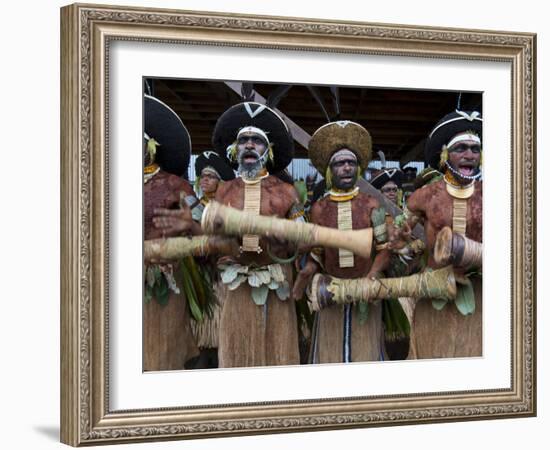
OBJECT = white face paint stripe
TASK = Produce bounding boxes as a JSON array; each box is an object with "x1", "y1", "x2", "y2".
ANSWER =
[
  {"x1": 447, "y1": 133, "x2": 481, "y2": 149},
  {"x1": 201, "y1": 166, "x2": 221, "y2": 179},
  {"x1": 237, "y1": 126, "x2": 270, "y2": 145},
  {"x1": 329, "y1": 149, "x2": 358, "y2": 164}
]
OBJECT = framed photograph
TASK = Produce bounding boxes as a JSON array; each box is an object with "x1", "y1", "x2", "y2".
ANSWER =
[{"x1": 60, "y1": 3, "x2": 536, "y2": 446}]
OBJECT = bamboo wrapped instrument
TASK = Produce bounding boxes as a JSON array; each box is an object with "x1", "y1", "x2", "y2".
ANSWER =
[
  {"x1": 434, "y1": 226, "x2": 482, "y2": 268},
  {"x1": 144, "y1": 235, "x2": 240, "y2": 262},
  {"x1": 309, "y1": 266, "x2": 457, "y2": 312},
  {"x1": 201, "y1": 201, "x2": 374, "y2": 259}
]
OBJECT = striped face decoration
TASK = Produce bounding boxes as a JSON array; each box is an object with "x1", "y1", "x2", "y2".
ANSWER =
[
  {"x1": 446, "y1": 132, "x2": 482, "y2": 181},
  {"x1": 329, "y1": 149, "x2": 359, "y2": 190}
]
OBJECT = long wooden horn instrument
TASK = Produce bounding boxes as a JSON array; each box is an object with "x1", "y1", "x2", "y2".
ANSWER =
[
  {"x1": 434, "y1": 226, "x2": 482, "y2": 269},
  {"x1": 144, "y1": 236, "x2": 240, "y2": 262},
  {"x1": 201, "y1": 201, "x2": 374, "y2": 259},
  {"x1": 309, "y1": 266, "x2": 457, "y2": 312}
]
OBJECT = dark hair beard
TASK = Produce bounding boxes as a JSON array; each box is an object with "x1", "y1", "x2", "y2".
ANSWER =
[
  {"x1": 332, "y1": 170, "x2": 358, "y2": 191},
  {"x1": 238, "y1": 159, "x2": 264, "y2": 179}
]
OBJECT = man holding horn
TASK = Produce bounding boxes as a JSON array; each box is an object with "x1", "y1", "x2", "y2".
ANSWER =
[
  {"x1": 293, "y1": 121, "x2": 391, "y2": 363},
  {"x1": 154, "y1": 102, "x2": 303, "y2": 368},
  {"x1": 143, "y1": 94, "x2": 199, "y2": 371},
  {"x1": 393, "y1": 110, "x2": 483, "y2": 359}
]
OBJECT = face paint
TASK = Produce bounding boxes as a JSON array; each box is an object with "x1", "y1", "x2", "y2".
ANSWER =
[
  {"x1": 236, "y1": 132, "x2": 268, "y2": 179},
  {"x1": 381, "y1": 181, "x2": 399, "y2": 203},
  {"x1": 447, "y1": 138, "x2": 482, "y2": 182},
  {"x1": 199, "y1": 171, "x2": 220, "y2": 195},
  {"x1": 329, "y1": 150, "x2": 358, "y2": 190}
]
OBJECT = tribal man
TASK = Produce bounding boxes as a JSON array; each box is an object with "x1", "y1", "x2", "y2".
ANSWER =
[
  {"x1": 143, "y1": 94, "x2": 199, "y2": 370},
  {"x1": 293, "y1": 121, "x2": 391, "y2": 363},
  {"x1": 370, "y1": 167, "x2": 405, "y2": 208},
  {"x1": 154, "y1": 102, "x2": 304, "y2": 368},
  {"x1": 394, "y1": 110, "x2": 483, "y2": 359}
]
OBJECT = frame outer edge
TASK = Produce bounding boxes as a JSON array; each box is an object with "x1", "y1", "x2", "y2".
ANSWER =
[
  {"x1": 527, "y1": 33, "x2": 536, "y2": 416},
  {"x1": 60, "y1": 3, "x2": 536, "y2": 445},
  {"x1": 61, "y1": 3, "x2": 81, "y2": 447},
  {"x1": 532, "y1": 34, "x2": 537, "y2": 416}
]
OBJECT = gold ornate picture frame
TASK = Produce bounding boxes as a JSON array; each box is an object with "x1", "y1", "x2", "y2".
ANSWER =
[{"x1": 60, "y1": 3, "x2": 536, "y2": 446}]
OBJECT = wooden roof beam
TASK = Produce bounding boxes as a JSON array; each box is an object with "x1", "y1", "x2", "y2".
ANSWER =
[{"x1": 224, "y1": 81, "x2": 312, "y2": 150}]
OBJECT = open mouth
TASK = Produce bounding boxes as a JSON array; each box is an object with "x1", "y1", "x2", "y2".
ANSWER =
[
  {"x1": 242, "y1": 151, "x2": 259, "y2": 164},
  {"x1": 458, "y1": 163, "x2": 476, "y2": 177},
  {"x1": 340, "y1": 176, "x2": 353, "y2": 183}
]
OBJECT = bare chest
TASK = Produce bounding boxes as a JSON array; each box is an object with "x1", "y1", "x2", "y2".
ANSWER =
[
  {"x1": 423, "y1": 188, "x2": 483, "y2": 242},
  {"x1": 315, "y1": 199, "x2": 373, "y2": 230},
  {"x1": 219, "y1": 180, "x2": 291, "y2": 218}
]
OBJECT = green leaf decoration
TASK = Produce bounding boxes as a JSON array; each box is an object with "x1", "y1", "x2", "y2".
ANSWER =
[
  {"x1": 256, "y1": 270, "x2": 271, "y2": 286},
  {"x1": 146, "y1": 265, "x2": 161, "y2": 288},
  {"x1": 238, "y1": 265, "x2": 250, "y2": 275},
  {"x1": 153, "y1": 278, "x2": 170, "y2": 306},
  {"x1": 387, "y1": 254, "x2": 408, "y2": 277},
  {"x1": 294, "y1": 180, "x2": 308, "y2": 205},
  {"x1": 383, "y1": 298, "x2": 410, "y2": 336},
  {"x1": 197, "y1": 264, "x2": 216, "y2": 318},
  {"x1": 371, "y1": 207, "x2": 388, "y2": 243},
  {"x1": 268, "y1": 264, "x2": 285, "y2": 283},
  {"x1": 144, "y1": 285, "x2": 153, "y2": 304},
  {"x1": 180, "y1": 265, "x2": 203, "y2": 322},
  {"x1": 251, "y1": 285, "x2": 269, "y2": 306},
  {"x1": 221, "y1": 265, "x2": 240, "y2": 284},
  {"x1": 431, "y1": 298, "x2": 448, "y2": 311},
  {"x1": 466, "y1": 268, "x2": 482, "y2": 279},
  {"x1": 179, "y1": 262, "x2": 199, "y2": 321},
  {"x1": 228, "y1": 274, "x2": 247, "y2": 291},
  {"x1": 455, "y1": 278, "x2": 476, "y2": 316},
  {"x1": 188, "y1": 294, "x2": 204, "y2": 323},
  {"x1": 394, "y1": 214, "x2": 406, "y2": 228},
  {"x1": 275, "y1": 281, "x2": 290, "y2": 300},
  {"x1": 146, "y1": 137, "x2": 160, "y2": 164},
  {"x1": 248, "y1": 271, "x2": 261, "y2": 287},
  {"x1": 372, "y1": 207, "x2": 386, "y2": 226},
  {"x1": 183, "y1": 257, "x2": 206, "y2": 308},
  {"x1": 358, "y1": 301, "x2": 369, "y2": 325}
]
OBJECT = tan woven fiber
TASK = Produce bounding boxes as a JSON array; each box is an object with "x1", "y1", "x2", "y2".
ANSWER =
[
  {"x1": 434, "y1": 226, "x2": 482, "y2": 269},
  {"x1": 144, "y1": 236, "x2": 239, "y2": 261},
  {"x1": 242, "y1": 181, "x2": 262, "y2": 252},
  {"x1": 460, "y1": 235, "x2": 483, "y2": 268},
  {"x1": 337, "y1": 201, "x2": 354, "y2": 267},
  {"x1": 310, "y1": 266, "x2": 457, "y2": 312},
  {"x1": 202, "y1": 201, "x2": 373, "y2": 259},
  {"x1": 452, "y1": 198, "x2": 468, "y2": 235}
]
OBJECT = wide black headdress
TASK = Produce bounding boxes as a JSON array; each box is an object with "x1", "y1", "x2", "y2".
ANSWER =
[
  {"x1": 370, "y1": 168, "x2": 404, "y2": 189},
  {"x1": 144, "y1": 94, "x2": 191, "y2": 177},
  {"x1": 194, "y1": 150, "x2": 235, "y2": 181},
  {"x1": 212, "y1": 102, "x2": 294, "y2": 173},
  {"x1": 425, "y1": 110, "x2": 482, "y2": 169}
]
